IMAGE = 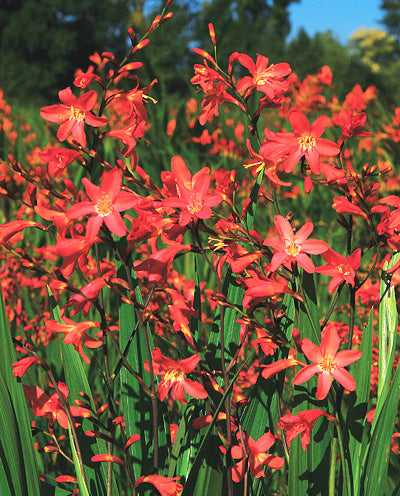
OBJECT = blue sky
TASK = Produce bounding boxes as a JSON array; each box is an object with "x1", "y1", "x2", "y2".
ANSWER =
[{"x1": 288, "y1": 0, "x2": 383, "y2": 44}]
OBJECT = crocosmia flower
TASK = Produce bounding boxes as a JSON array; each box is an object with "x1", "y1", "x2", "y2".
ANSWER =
[
  {"x1": 293, "y1": 325, "x2": 362, "y2": 400},
  {"x1": 230, "y1": 431, "x2": 284, "y2": 482},
  {"x1": 315, "y1": 248, "x2": 361, "y2": 294},
  {"x1": 162, "y1": 156, "x2": 222, "y2": 226},
  {"x1": 40, "y1": 87, "x2": 108, "y2": 147},
  {"x1": 265, "y1": 110, "x2": 340, "y2": 175},
  {"x1": 278, "y1": 409, "x2": 336, "y2": 450},
  {"x1": 264, "y1": 215, "x2": 329, "y2": 273},
  {"x1": 134, "y1": 474, "x2": 183, "y2": 496},
  {"x1": 150, "y1": 348, "x2": 207, "y2": 404},
  {"x1": 236, "y1": 53, "x2": 291, "y2": 99},
  {"x1": 67, "y1": 168, "x2": 140, "y2": 238}
]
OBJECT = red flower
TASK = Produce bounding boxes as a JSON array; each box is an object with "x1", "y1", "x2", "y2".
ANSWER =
[
  {"x1": 338, "y1": 111, "x2": 372, "y2": 146},
  {"x1": 242, "y1": 270, "x2": 296, "y2": 309},
  {"x1": 91, "y1": 454, "x2": 125, "y2": 467},
  {"x1": 332, "y1": 196, "x2": 368, "y2": 221},
  {"x1": 37, "y1": 147, "x2": 81, "y2": 177},
  {"x1": 12, "y1": 356, "x2": 40, "y2": 378},
  {"x1": 266, "y1": 110, "x2": 340, "y2": 175},
  {"x1": 316, "y1": 248, "x2": 361, "y2": 294},
  {"x1": 278, "y1": 409, "x2": 336, "y2": 450},
  {"x1": 66, "y1": 277, "x2": 108, "y2": 316},
  {"x1": 264, "y1": 215, "x2": 328, "y2": 273},
  {"x1": 134, "y1": 474, "x2": 183, "y2": 496},
  {"x1": 245, "y1": 139, "x2": 291, "y2": 188},
  {"x1": 150, "y1": 348, "x2": 207, "y2": 404},
  {"x1": 40, "y1": 87, "x2": 108, "y2": 147},
  {"x1": 67, "y1": 168, "x2": 140, "y2": 238},
  {"x1": 0, "y1": 220, "x2": 46, "y2": 245},
  {"x1": 45, "y1": 317, "x2": 101, "y2": 364},
  {"x1": 230, "y1": 431, "x2": 284, "y2": 482},
  {"x1": 162, "y1": 156, "x2": 222, "y2": 226},
  {"x1": 134, "y1": 242, "x2": 190, "y2": 284},
  {"x1": 261, "y1": 358, "x2": 305, "y2": 381},
  {"x1": 293, "y1": 325, "x2": 362, "y2": 400},
  {"x1": 23, "y1": 382, "x2": 84, "y2": 429},
  {"x1": 236, "y1": 53, "x2": 291, "y2": 99},
  {"x1": 53, "y1": 236, "x2": 97, "y2": 279}
]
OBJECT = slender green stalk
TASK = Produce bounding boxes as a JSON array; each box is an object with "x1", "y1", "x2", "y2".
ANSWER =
[{"x1": 329, "y1": 437, "x2": 338, "y2": 496}]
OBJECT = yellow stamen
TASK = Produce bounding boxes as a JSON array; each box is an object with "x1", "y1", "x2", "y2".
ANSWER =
[
  {"x1": 163, "y1": 368, "x2": 184, "y2": 383},
  {"x1": 320, "y1": 357, "x2": 335, "y2": 372},
  {"x1": 69, "y1": 106, "x2": 85, "y2": 122},
  {"x1": 95, "y1": 194, "x2": 113, "y2": 217},
  {"x1": 297, "y1": 134, "x2": 316, "y2": 152}
]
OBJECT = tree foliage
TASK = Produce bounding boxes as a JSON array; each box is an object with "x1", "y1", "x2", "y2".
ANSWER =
[{"x1": 0, "y1": 0, "x2": 130, "y2": 103}]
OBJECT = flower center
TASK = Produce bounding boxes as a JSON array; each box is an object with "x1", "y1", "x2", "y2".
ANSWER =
[
  {"x1": 320, "y1": 357, "x2": 336, "y2": 372},
  {"x1": 163, "y1": 367, "x2": 184, "y2": 383},
  {"x1": 188, "y1": 194, "x2": 202, "y2": 214},
  {"x1": 284, "y1": 238, "x2": 301, "y2": 256},
  {"x1": 95, "y1": 194, "x2": 113, "y2": 217},
  {"x1": 337, "y1": 264, "x2": 350, "y2": 276},
  {"x1": 254, "y1": 71, "x2": 272, "y2": 86},
  {"x1": 297, "y1": 134, "x2": 316, "y2": 152},
  {"x1": 69, "y1": 106, "x2": 85, "y2": 122}
]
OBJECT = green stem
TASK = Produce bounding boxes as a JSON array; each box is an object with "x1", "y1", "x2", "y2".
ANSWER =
[
  {"x1": 295, "y1": 269, "x2": 321, "y2": 345},
  {"x1": 335, "y1": 418, "x2": 350, "y2": 496},
  {"x1": 329, "y1": 436, "x2": 338, "y2": 496}
]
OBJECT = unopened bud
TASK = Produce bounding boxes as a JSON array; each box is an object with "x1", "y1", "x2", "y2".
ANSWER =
[
  {"x1": 160, "y1": 11, "x2": 174, "y2": 25},
  {"x1": 128, "y1": 27, "x2": 137, "y2": 45},
  {"x1": 193, "y1": 47, "x2": 217, "y2": 66},
  {"x1": 102, "y1": 51, "x2": 118, "y2": 65},
  {"x1": 133, "y1": 38, "x2": 150, "y2": 53},
  {"x1": 208, "y1": 22, "x2": 216, "y2": 45}
]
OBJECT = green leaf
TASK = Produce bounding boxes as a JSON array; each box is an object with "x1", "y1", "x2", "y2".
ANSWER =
[
  {"x1": 347, "y1": 309, "x2": 373, "y2": 496},
  {"x1": 361, "y1": 361, "x2": 400, "y2": 495},
  {"x1": 205, "y1": 267, "x2": 243, "y2": 375},
  {"x1": 181, "y1": 352, "x2": 256, "y2": 496},
  {"x1": 48, "y1": 288, "x2": 109, "y2": 496},
  {"x1": 0, "y1": 284, "x2": 40, "y2": 496},
  {"x1": 168, "y1": 403, "x2": 200, "y2": 480},
  {"x1": 117, "y1": 265, "x2": 168, "y2": 478},
  {"x1": 40, "y1": 480, "x2": 73, "y2": 496},
  {"x1": 376, "y1": 254, "x2": 399, "y2": 418},
  {"x1": 68, "y1": 425, "x2": 90, "y2": 496},
  {"x1": 288, "y1": 272, "x2": 332, "y2": 496},
  {"x1": 190, "y1": 254, "x2": 202, "y2": 345}
]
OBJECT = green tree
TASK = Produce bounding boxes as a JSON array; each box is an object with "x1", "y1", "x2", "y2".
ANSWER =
[
  {"x1": 0, "y1": 0, "x2": 130, "y2": 103},
  {"x1": 381, "y1": 0, "x2": 400, "y2": 42},
  {"x1": 195, "y1": 0, "x2": 299, "y2": 63},
  {"x1": 285, "y1": 29, "x2": 377, "y2": 100}
]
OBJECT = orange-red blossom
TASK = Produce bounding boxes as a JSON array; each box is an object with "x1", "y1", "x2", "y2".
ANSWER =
[
  {"x1": 150, "y1": 348, "x2": 207, "y2": 404},
  {"x1": 293, "y1": 325, "x2": 362, "y2": 400},
  {"x1": 40, "y1": 87, "x2": 107, "y2": 147},
  {"x1": 264, "y1": 214, "x2": 329, "y2": 273},
  {"x1": 262, "y1": 326, "x2": 361, "y2": 400},
  {"x1": 230, "y1": 431, "x2": 284, "y2": 482}
]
